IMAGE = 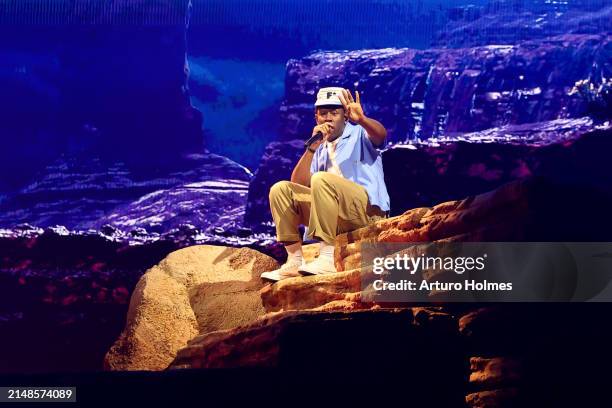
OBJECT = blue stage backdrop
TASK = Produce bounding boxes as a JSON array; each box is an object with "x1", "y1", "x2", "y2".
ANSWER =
[{"x1": 0, "y1": 0, "x2": 610, "y2": 376}]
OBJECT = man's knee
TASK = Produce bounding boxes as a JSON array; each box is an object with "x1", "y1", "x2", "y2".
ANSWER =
[
  {"x1": 269, "y1": 180, "x2": 292, "y2": 200},
  {"x1": 310, "y1": 171, "x2": 334, "y2": 190}
]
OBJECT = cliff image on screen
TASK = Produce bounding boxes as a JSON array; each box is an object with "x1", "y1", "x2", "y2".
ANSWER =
[{"x1": 0, "y1": 0, "x2": 611, "y2": 405}]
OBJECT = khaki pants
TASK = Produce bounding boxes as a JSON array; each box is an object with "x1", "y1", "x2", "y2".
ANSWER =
[{"x1": 269, "y1": 172, "x2": 386, "y2": 245}]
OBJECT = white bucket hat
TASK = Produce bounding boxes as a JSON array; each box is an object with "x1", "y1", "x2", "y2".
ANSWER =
[{"x1": 314, "y1": 87, "x2": 344, "y2": 107}]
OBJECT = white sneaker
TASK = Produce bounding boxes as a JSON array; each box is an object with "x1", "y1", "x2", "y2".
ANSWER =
[
  {"x1": 298, "y1": 257, "x2": 337, "y2": 276},
  {"x1": 261, "y1": 261, "x2": 303, "y2": 282}
]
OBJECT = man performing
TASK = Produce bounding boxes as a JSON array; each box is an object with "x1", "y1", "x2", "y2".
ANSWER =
[{"x1": 261, "y1": 87, "x2": 390, "y2": 282}]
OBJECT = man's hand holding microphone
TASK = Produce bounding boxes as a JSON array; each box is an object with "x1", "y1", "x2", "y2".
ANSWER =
[{"x1": 305, "y1": 122, "x2": 334, "y2": 152}]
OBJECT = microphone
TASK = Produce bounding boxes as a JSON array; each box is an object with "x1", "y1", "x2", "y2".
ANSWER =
[{"x1": 304, "y1": 131, "x2": 323, "y2": 149}]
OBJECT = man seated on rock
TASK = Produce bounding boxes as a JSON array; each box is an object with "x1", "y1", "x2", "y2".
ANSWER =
[{"x1": 261, "y1": 87, "x2": 390, "y2": 282}]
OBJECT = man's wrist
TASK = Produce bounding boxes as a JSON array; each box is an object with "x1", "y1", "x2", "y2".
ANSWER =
[
  {"x1": 307, "y1": 147, "x2": 316, "y2": 153},
  {"x1": 355, "y1": 115, "x2": 368, "y2": 126}
]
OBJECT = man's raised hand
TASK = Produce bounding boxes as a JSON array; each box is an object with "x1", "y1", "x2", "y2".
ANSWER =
[{"x1": 339, "y1": 89, "x2": 366, "y2": 124}]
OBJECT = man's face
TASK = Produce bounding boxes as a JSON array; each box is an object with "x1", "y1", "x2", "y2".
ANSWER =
[{"x1": 315, "y1": 106, "x2": 346, "y2": 140}]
